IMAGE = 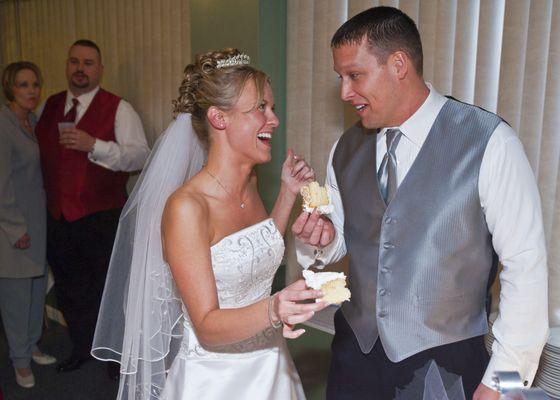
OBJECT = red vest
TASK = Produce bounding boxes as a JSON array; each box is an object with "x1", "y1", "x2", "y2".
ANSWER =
[{"x1": 36, "y1": 89, "x2": 128, "y2": 221}]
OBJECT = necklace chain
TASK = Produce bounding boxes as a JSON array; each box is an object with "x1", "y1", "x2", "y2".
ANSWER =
[{"x1": 205, "y1": 169, "x2": 246, "y2": 209}]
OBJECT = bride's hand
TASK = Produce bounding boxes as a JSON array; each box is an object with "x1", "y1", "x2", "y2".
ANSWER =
[
  {"x1": 281, "y1": 148, "x2": 315, "y2": 196},
  {"x1": 271, "y1": 279, "x2": 327, "y2": 339}
]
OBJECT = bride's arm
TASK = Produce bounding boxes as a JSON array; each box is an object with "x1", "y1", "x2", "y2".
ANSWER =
[
  {"x1": 270, "y1": 149, "x2": 314, "y2": 235},
  {"x1": 162, "y1": 191, "x2": 325, "y2": 347}
]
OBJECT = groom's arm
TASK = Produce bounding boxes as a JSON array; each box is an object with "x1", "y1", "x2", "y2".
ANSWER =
[
  {"x1": 293, "y1": 141, "x2": 347, "y2": 269},
  {"x1": 477, "y1": 122, "x2": 548, "y2": 395}
]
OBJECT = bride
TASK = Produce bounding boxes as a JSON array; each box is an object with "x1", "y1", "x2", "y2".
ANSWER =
[{"x1": 92, "y1": 48, "x2": 326, "y2": 399}]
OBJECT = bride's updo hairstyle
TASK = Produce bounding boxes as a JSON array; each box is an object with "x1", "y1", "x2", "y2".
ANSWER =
[{"x1": 173, "y1": 48, "x2": 268, "y2": 146}]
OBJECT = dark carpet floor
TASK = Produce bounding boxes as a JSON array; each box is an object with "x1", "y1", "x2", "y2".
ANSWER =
[
  {"x1": 0, "y1": 318, "x2": 332, "y2": 400},
  {"x1": 0, "y1": 320, "x2": 118, "y2": 400}
]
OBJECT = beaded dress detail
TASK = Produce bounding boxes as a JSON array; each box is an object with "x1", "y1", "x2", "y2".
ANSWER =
[{"x1": 162, "y1": 219, "x2": 306, "y2": 399}]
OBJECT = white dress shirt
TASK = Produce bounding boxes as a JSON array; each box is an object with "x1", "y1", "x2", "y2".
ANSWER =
[
  {"x1": 296, "y1": 84, "x2": 548, "y2": 388},
  {"x1": 63, "y1": 86, "x2": 150, "y2": 172}
]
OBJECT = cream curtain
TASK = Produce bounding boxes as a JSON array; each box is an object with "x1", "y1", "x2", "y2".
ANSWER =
[
  {"x1": 286, "y1": 0, "x2": 560, "y2": 327},
  {"x1": 0, "y1": 0, "x2": 191, "y2": 144},
  {"x1": 285, "y1": 0, "x2": 348, "y2": 283}
]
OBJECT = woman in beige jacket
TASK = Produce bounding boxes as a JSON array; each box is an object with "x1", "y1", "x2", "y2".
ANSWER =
[{"x1": 0, "y1": 61, "x2": 56, "y2": 389}]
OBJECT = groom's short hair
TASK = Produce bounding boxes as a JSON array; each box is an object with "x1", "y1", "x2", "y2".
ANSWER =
[{"x1": 331, "y1": 6, "x2": 423, "y2": 76}]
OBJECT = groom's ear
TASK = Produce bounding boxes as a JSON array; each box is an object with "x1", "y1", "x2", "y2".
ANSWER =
[
  {"x1": 207, "y1": 106, "x2": 226, "y2": 130},
  {"x1": 390, "y1": 51, "x2": 409, "y2": 81}
]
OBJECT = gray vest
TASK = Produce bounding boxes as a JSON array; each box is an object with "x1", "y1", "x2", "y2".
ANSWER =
[{"x1": 332, "y1": 98, "x2": 502, "y2": 362}]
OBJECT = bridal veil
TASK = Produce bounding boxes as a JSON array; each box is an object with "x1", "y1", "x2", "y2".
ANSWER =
[{"x1": 92, "y1": 113, "x2": 205, "y2": 399}]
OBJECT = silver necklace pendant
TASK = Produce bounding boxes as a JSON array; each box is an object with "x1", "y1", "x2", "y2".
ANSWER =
[{"x1": 205, "y1": 169, "x2": 248, "y2": 210}]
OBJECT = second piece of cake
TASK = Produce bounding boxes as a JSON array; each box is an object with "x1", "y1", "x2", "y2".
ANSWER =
[{"x1": 303, "y1": 269, "x2": 351, "y2": 305}]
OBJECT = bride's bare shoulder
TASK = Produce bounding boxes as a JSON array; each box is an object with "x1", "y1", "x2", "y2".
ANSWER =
[
  {"x1": 163, "y1": 176, "x2": 210, "y2": 228},
  {"x1": 161, "y1": 177, "x2": 214, "y2": 261}
]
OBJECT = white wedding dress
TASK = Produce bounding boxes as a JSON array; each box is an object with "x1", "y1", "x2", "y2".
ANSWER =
[{"x1": 162, "y1": 218, "x2": 306, "y2": 399}]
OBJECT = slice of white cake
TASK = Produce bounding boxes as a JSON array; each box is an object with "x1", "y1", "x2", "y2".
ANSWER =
[
  {"x1": 303, "y1": 269, "x2": 351, "y2": 305},
  {"x1": 300, "y1": 181, "x2": 334, "y2": 214}
]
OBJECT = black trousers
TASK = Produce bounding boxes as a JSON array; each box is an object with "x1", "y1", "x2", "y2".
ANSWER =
[
  {"x1": 327, "y1": 310, "x2": 489, "y2": 400},
  {"x1": 47, "y1": 209, "x2": 121, "y2": 358}
]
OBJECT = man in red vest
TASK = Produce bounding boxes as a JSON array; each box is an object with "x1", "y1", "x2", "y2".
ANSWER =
[{"x1": 36, "y1": 39, "x2": 149, "y2": 376}]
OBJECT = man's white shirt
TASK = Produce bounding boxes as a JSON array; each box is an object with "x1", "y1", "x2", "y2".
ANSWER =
[
  {"x1": 61, "y1": 86, "x2": 150, "y2": 172},
  {"x1": 296, "y1": 84, "x2": 548, "y2": 388}
]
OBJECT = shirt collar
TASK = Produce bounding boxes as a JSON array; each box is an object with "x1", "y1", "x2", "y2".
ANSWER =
[
  {"x1": 379, "y1": 83, "x2": 447, "y2": 148},
  {"x1": 65, "y1": 86, "x2": 100, "y2": 110}
]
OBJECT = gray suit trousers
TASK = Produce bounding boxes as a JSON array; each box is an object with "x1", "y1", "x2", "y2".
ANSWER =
[{"x1": 0, "y1": 270, "x2": 47, "y2": 368}]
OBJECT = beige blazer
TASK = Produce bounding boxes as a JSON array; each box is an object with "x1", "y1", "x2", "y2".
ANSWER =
[{"x1": 0, "y1": 105, "x2": 46, "y2": 278}]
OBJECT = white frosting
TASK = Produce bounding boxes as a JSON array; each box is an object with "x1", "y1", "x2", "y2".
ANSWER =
[
  {"x1": 303, "y1": 204, "x2": 335, "y2": 215},
  {"x1": 303, "y1": 269, "x2": 346, "y2": 290}
]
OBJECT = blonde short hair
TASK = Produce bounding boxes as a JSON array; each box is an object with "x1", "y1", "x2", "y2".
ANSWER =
[{"x1": 2, "y1": 61, "x2": 43, "y2": 101}]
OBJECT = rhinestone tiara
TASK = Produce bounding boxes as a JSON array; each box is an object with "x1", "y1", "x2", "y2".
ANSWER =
[{"x1": 216, "y1": 53, "x2": 251, "y2": 69}]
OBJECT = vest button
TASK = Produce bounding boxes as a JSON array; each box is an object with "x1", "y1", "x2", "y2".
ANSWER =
[
  {"x1": 381, "y1": 267, "x2": 390, "y2": 274},
  {"x1": 383, "y1": 242, "x2": 395, "y2": 249},
  {"x1": 379, "y1": 289, "x2": 388, "y2": 296},
  {"x1": 378, "y1": 311, "x2": 387, "y2": 318},
  {"x1": 385, "y1": 217, "x2": 392, "y2": 224}
]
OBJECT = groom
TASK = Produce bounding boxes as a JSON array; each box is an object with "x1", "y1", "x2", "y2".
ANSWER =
[{"x1": 293, "y1": 6, "x2": 548, "y2": 400}]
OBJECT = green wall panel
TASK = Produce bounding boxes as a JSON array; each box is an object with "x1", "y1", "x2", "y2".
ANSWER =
[
  {"x1": 256, "y1": 0, "x2": 287, "y2": 211},
  {"x1": 190, "y1": 0, "x2": 287, "y2": 211},
  {"x1": 190, "y1": 0, "x2": 259, "y2": 61}
]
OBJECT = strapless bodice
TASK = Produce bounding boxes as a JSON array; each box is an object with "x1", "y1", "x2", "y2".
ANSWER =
[
  {"x1": 209, "y1": 218, "x2": 284, "y2": 308},
  {"x1": 164, "y1": 219, "x2": 305, "y2": 399},
  {"x1": 178, "y1": 218, "x2": 285, "y2": 357}
]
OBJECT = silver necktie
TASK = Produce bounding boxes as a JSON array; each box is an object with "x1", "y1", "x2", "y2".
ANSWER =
[{"x1": 377, "y1": 129, "x2": 402, "y2": 204}]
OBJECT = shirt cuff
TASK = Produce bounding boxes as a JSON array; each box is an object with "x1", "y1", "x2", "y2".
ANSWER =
[
  {"x1": 295, "y1": 238, "x2": 342, "y2": 269},
  {"x1": 89, "y1": 138, "x2": 102, "y2": 158},
  {"x1": 295, "y1": 240, "x2": 322, "y2": 269},
  {"x1": 88, "y1": 139, "x2": 111, "y2": 167},
  {"x1": 481, "y1": 353, "x2": 538, "y2": 389}
]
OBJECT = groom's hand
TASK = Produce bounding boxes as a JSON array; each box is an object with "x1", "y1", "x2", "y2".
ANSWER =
[
  {"x1": 472, "y1": 383, "x2": 499, "y2": 400},
  {"x1": 292, "y1": 210, "x2": 334, "y2": 248}
]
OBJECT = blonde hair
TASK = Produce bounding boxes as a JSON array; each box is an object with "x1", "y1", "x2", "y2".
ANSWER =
[
  {"x1": 2, "y1": 61, "x2": 43, "y2": 101},
  {"x1": 172, "y1": 48, "x2": 269, "y2": 146}
]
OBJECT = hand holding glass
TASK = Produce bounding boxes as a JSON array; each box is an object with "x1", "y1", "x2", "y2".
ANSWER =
[{"x1": 58, "y1": 122, "x2": 75, "y2": 136}]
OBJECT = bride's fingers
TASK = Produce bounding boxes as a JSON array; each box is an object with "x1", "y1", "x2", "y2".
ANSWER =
[
  {"x1": 291, "y1": 159, "x2": 308, "y2": 177},
  {"x1": 289, "y1": 156, "x2": 301, "y2": 176},
  {"x1": 294, "y1": 166, "x2": 314, "y2": 182},
  {"x1": 284, "y1": 279, "x2": 308, "y2": 291},
  {"x1": 283, "y1": 324, "x2": 305, "y2": 339},
  {"x1": 302, "y1": 168, "x2": 315, "y2": 180},
  {"x1": 284, "y1": 148, "x2": 302, "y2": 172},
  {"x1": 278, "y1": 291, "x2": 319, "y2": 303},
  {"x1": 293, "y1": 165, "x2": 309, "y2": 177},
  {"x1": 293, "y1": 160, "x2": 308, "y2": 172},
  {"x1": 282, "y1": 301, "x2": 327, "y2": 316},
  {"x1": 284, "y1": 311, "x2": 315, "y2": 325},
  {"x1": 284, "y1": 148, "x2": 295, "y2": 167},
  {"x1": 276, "y1": 301, "x2": 326, "y2": 325},
  {"x1": 281, "y1": 288, "x2": 323, "y2": 303},
  {"x1": 310, "y1": 299, "x2": 330, "y2": 312}
]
